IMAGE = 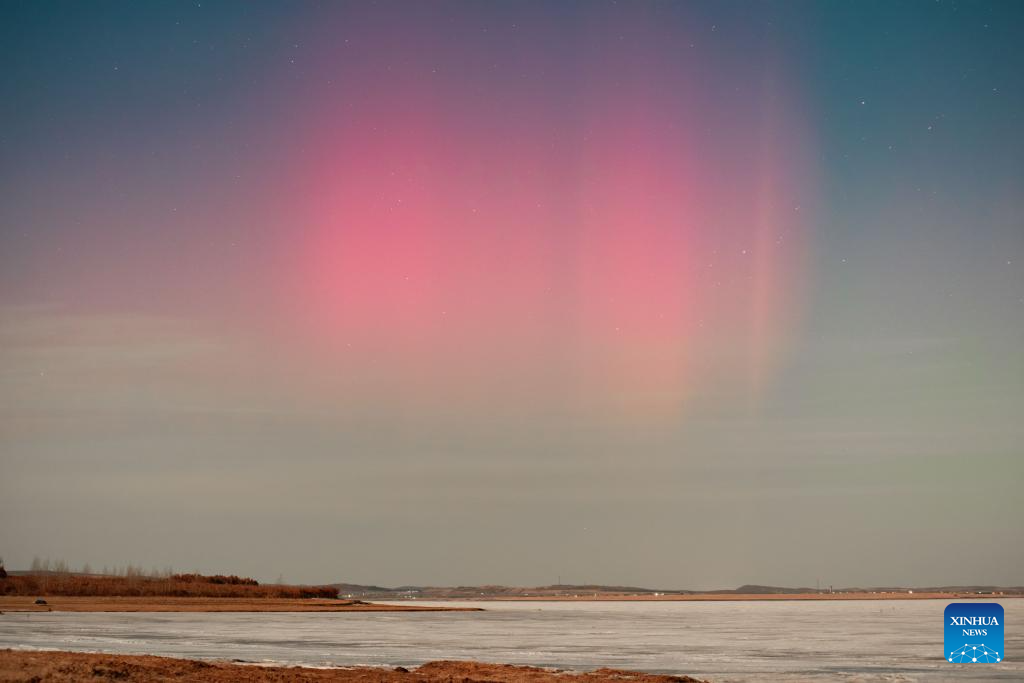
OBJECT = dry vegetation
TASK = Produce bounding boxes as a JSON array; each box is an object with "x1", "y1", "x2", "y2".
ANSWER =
[{"x1": 0, "y1": 572, "x2": 338, "y2": 599}]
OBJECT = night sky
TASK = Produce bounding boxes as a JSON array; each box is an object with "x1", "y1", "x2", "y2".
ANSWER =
[{"x1": 2, "y1": 1, "x2": 1022, "y2": 588}]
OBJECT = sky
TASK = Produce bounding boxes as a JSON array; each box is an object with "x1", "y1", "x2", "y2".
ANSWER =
[{"x1": 1, "y1": 0, "x2": 1022, "y2": 589}]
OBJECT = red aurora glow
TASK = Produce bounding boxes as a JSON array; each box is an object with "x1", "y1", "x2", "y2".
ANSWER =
[{"x1": 279, "y1": 6, "x2": 815, "y2": 416}]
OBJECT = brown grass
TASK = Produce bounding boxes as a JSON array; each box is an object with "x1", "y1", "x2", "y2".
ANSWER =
[{"x1": 0, "y1": 573, "x2": 337, "y2": 599}]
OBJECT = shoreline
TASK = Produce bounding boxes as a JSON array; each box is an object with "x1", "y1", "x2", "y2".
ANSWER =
[
  {"x1": 0, "y1": 589, "x2": 1011, "y2": 610},
  {"x1": 0, "y1": 650, "x2": 706, "y2": 683},
  {"x1": 374, "y1": 591, "x2": 1018, "y2": 602},
  {"x1": 0, "y1": 596, "x2": 479, "y2": 613},
  {"x1": 1, "y1": 591, "x2": 1015, "y2": 612}
]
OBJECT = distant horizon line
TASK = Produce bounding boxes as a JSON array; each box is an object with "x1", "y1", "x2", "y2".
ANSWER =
[
  {"x1": 329, "y1": 580, "x2": 1024, "y2": 593},
  {"x1": 6, "y1": 566, "x2": 1021, "y2": 594}
]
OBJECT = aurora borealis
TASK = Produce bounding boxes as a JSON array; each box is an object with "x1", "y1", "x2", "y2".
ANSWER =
[
  {"x1": 2, "y1": 1, "x2": 1022, "y2": 588},
  {"x1": 280, "y1": 3, "x2": 815, "y2": 416}
]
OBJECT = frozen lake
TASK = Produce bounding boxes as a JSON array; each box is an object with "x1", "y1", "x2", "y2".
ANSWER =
[{"x1": 1, "y1": 599, "x2": 1019, "y2": 681}]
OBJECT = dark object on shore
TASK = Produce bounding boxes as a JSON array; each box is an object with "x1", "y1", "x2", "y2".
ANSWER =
[
  {"x1": 34, "y1": 598, "x2": 47, "y2": 605},
  {"x1": 0, "y1": 565, "x2": 8, "y2": 579},
  {"x1": 394, "y1": 667, "x2": 409, "y2": 673}
]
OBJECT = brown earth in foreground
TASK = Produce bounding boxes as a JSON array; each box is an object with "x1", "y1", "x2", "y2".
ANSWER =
[
  {"x1": 0, "y1": 650, "x2": 707, "y2": 683},
  {"x1": 0, "y1": 597, "x2": 478, "y2": 613}
]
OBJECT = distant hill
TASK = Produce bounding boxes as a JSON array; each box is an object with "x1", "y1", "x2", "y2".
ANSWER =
[
  {"x1": 330, "y1": 581, "x2": 1023, "y2": 600},
  {"x1": 331, "y1": 583, "x2": 682, "y2": 599},
  {"x1": 729, "y1": 585, "x2": 818, "y2": 594}
]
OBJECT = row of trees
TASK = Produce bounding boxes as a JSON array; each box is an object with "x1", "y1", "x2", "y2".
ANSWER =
[
  {"x1": 2, "y1": 573, "x2": 337, "y2": 599},
  {"x1": 28, "y1": 557, "x2": 174, "y2": 578},
  {"x1": 0, "y1": 557, "x2": 337, "y2": 599},
  {"x1": 171, "y1": 573, "x2": 259, "y2": 585}
]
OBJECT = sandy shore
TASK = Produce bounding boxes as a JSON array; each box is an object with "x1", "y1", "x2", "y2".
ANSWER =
[
  {"x1": 0, "y1": 597, "x2": 478, "y2": 613},
  {"x1": 0, "y1": 650, "x2": 705, "y2": 683}
]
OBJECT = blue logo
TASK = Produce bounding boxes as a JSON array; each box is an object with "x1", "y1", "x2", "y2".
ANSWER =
[{"x1": 945, "y1": 603, "x2": 1003, "y2": 663}]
